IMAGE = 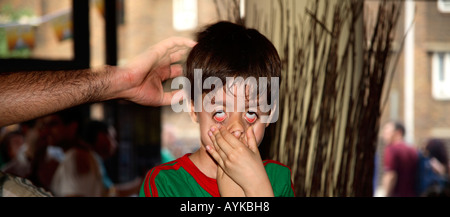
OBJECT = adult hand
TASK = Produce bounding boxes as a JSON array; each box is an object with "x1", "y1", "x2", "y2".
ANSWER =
[
  {"x1": 0, "y1": 37, "x2": 196, "y2": 127},
  {"x1": 206, "y1": 126, "x2": 274, "y2": 197},
  {"x1": 113, "y1": 37, "x2": 196, "y2": 106}
]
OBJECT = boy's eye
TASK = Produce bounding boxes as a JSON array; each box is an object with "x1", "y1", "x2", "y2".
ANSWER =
[
  {"x1": 213, "y1": 111, "x2": 227, "y2": 122},
  {"x1": 244, "y1": 112, "x2": 258, "y2": 123}
]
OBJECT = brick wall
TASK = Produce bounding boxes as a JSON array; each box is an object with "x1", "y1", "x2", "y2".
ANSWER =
[
  {"x1": 414, "y1": 1, "x2": 450, "y2": 149},
  {"x1": 376, "y1": 1, "x2": 450, "y2": 192},
  {"x1": 380, "y1": 1, "x2": 450, "y2": 149}
]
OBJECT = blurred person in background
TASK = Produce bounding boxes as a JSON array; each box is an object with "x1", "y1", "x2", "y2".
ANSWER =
[
  {"x1": 27, "y1": 109, "x2": 80, "y2": 192},
  {"x1": 48, "y1": 107, "x2": 105, "y2": 197},
  {"x1": 0, "y1": 131, "x2": 25, "y2": 173},
  {"x1": 0, "y1": 120, "x2": 52, "y2": 197},
  {"x1": 1, "y1": 119, "x2": 42, "y2": 178},
  {"x1": 380, "y1": 121, "x2": 418, "y2": 197},
  {"x1": 81, "y1": 120, "x2": 142, "y2": 197},
  {"x1": 416, "y1": 139, "x2": 450, "y2": 196}
]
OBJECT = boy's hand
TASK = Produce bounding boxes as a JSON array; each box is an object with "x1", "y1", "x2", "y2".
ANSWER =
[
  {"x1": 217, "y1": 166, "x2": 245, "y2": 197},
  {"x1": 207, "y1": 126, "x2": 274, "y2": 197}
]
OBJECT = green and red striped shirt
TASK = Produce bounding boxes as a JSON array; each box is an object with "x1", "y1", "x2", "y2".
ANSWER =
[{"x1": 139, "y1": 154, "x2": 295, "y2": 197}]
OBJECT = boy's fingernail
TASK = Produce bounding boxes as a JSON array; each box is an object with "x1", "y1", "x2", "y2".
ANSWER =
[
  {"x1": 208, "y1": 131, "x2": 213, "y2": 136},
  {"x1": 211, "y1": 126, "x2": 216, "y2": 132}
]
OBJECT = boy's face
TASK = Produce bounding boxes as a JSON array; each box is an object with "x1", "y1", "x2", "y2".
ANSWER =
[{"x1": 190, "y1": 84, "x2": 271, "y2": 149}]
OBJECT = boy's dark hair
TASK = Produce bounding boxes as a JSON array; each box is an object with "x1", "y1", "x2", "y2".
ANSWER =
[{"x1": 185, "y1": 21, "x2": 281, "y2": 101}]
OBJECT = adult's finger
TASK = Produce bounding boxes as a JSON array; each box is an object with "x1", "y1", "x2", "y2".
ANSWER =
[
  {"x1": 159, "y1": 37, "x2": 197, "y2": 60},
  {"x1": 158, "y1": 64, "x2": 184, "y2": 82},
  {"x1": 168, "y1": 64, "x2": 183, "y2": 79},
  {"x1": 155, "y1": 37, "x2": 196, "y2": 50},
  {"x1": 169, "y1": 47, "x2": 191, "y2": 64},
  {"x1": 164, "y1": 37, "x2": 197, "y2": 48},
  {"x1": 160, "y1": 89, "x2": 183, "y2": 106}
]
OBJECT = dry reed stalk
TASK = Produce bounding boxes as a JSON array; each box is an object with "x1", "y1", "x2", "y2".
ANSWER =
[{"x1": 215, "y1": 0, "x2": 403, "y2": 196}]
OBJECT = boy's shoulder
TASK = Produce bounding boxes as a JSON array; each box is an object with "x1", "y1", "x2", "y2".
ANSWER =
[
  {"x1": 263, "y1": 159, "x2": 289, "y2": 167},
  {"x1": 262, "y1": 159, "x2": 292, "y2": 180},
  {"x1": 262, "y1": 159, "x2": 292, "y2": 172},
  {"x1": 152, "y1": 157, "x2": 184, "y2": 171},
  {"x1": 262, "y1": 160, "x2": 295, "y2": 197},
  {"x1": 145, "y1": 155, "x2": 188, "y2": 180},
  {"x1": 140, "y1": 155, "x2": 188, "y2": 197},
  {"x1": 140, "y1": 154, "x2": 219, "y2": 197}
]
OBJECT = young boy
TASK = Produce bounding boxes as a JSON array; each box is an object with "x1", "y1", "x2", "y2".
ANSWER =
[{"x1": 140, "y1": 21, "x2": 294, "y2": 197}]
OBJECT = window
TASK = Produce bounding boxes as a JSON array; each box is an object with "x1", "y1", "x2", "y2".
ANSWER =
[
  {"x1": 438, "y1": 0, "x2": 450, "y2": 13},
  {"x1": 0, "y1": 0, "x2": 73, "y2": 59},
  {"x1": 432, "y1": 52, "x2": 450, "y2": 100},
  {"x1": 0, "y1": 0, "x2": 90, "y2": 73}
]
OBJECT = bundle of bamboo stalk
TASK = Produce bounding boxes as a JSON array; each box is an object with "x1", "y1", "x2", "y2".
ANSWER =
[{"x1": 215, "y1": 0, "x2": 403, "y2": 197}]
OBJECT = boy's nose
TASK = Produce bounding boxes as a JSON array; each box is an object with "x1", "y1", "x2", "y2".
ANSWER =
[
  {"x1": 227, "y1": 118, "x2": 245, "y2": 139},
  {"x1": 231, "y1": 130, "x2": 242, "y2": 138}
]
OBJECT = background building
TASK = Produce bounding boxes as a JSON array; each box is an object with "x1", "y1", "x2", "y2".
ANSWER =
[
  {"x1": 379, "y1": 0, "x2": 450, "y2": 161},
  {"x1": 375, "y1": 0, "x2": 450, "y2": 192}
]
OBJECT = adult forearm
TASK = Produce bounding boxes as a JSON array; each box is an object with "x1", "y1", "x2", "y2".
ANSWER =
[{"x1": 0, "y1": 65, "x2": 117, "y2": 127}]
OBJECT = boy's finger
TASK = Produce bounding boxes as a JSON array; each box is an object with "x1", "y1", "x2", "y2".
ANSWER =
[
  {"x1": 246, "y1": 126, "x2": 259, "y2": 153},
  {"x1": 211, "y1": 126, "x2": 233, "y2": 154},
  {"x1": 206, "y1": 145, "x2": 224, "y2": 168},
  {"x1": 218, "y1": 126, "x2": 243, "y2": 149},
  {"x1": 209, "y1": 130, "x2": 228, "y2": 160}
]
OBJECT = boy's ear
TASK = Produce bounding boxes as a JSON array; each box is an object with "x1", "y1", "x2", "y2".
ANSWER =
[{"x1": 188, "y1": 101, "x2": 198, "y2": 123}]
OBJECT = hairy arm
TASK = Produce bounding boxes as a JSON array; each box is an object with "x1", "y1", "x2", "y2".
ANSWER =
[
  {"x1": 0, "y1": 37, "x2": 196, "y2": 127},
  {"x1": 0, "y1": 66, "x2": 113, "y2": 127}
]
